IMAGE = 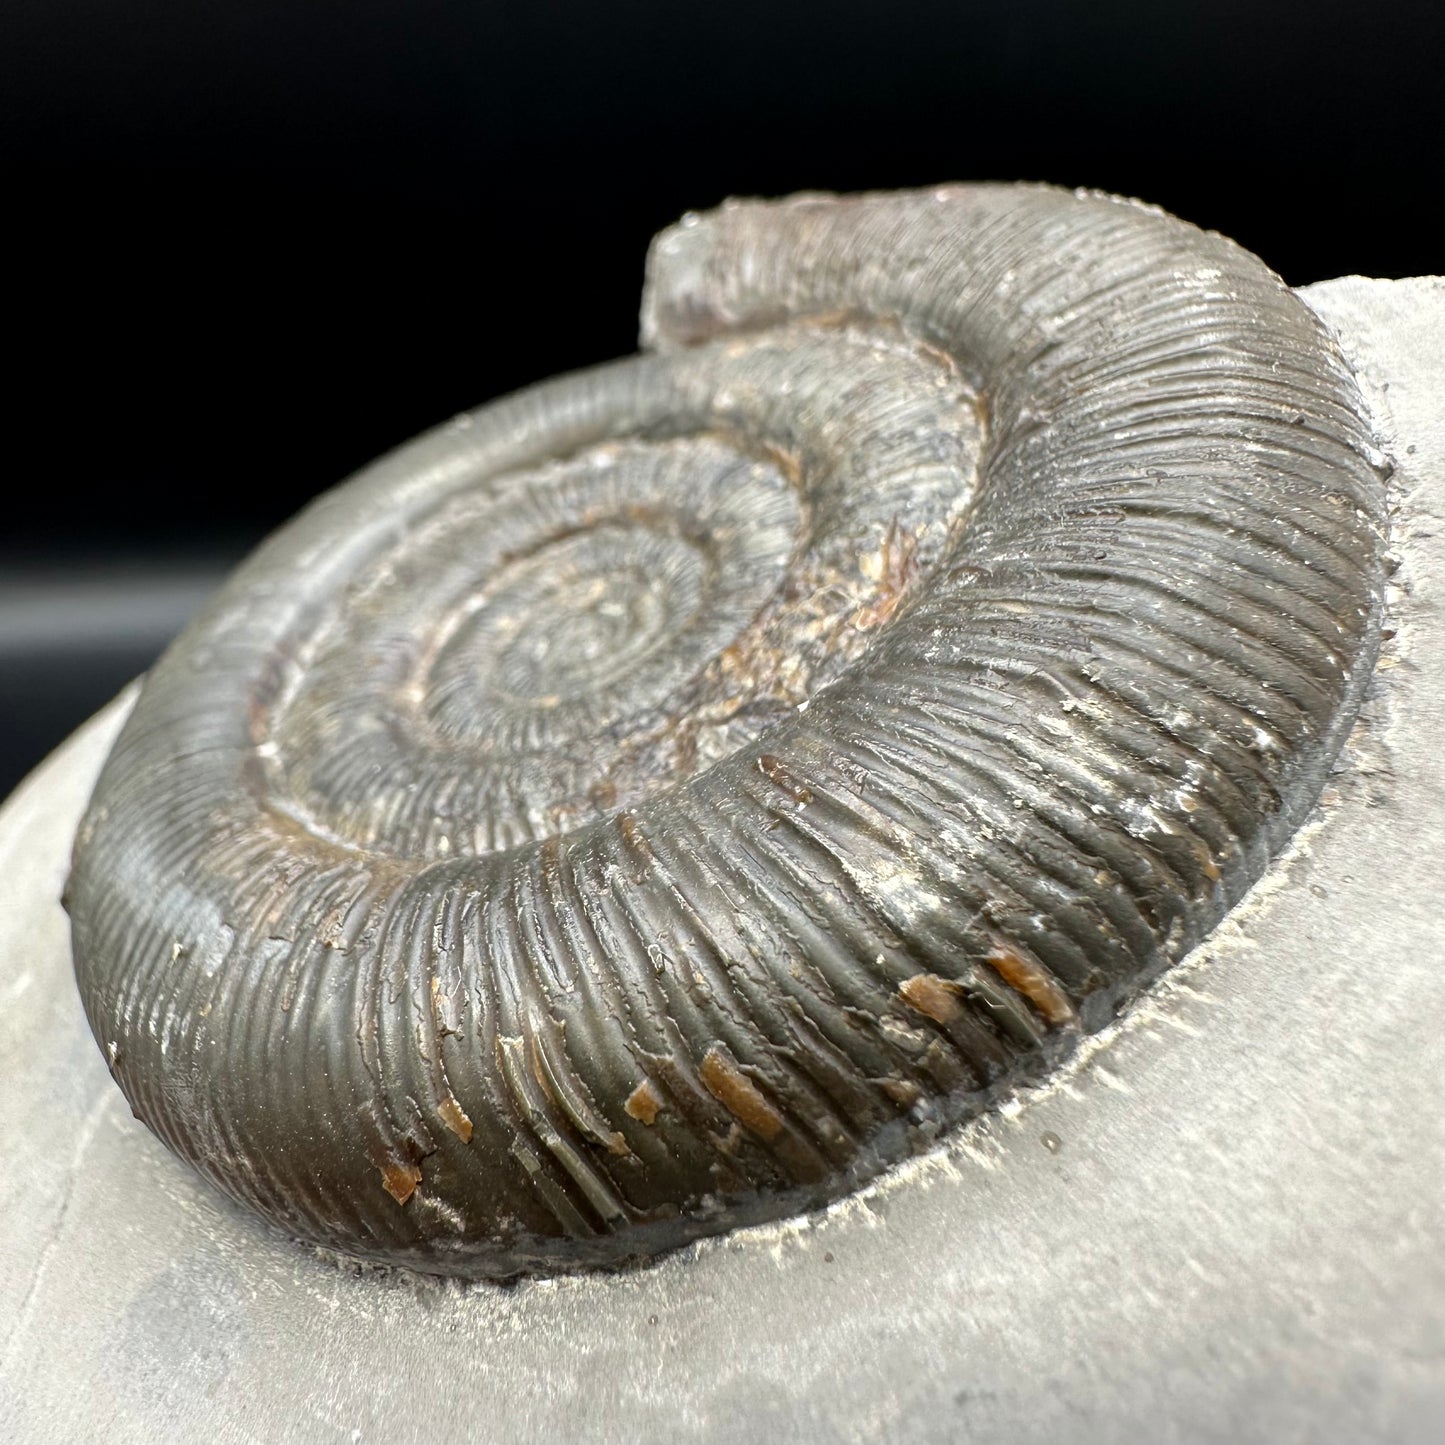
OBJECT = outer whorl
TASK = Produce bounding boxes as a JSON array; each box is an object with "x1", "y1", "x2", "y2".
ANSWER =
[{"x1": 66, "y1": 185, "x2": 1387, "y2": 1278}]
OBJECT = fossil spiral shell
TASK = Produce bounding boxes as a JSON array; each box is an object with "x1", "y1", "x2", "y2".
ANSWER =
[{"x1": 67, "y1": 185, "x2": 1386, "y2": 1277}]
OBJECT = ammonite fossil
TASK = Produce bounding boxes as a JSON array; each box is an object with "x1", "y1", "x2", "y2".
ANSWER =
[{"x1": 66, "y1": 184, "x2": 1387, "y2": 1278}]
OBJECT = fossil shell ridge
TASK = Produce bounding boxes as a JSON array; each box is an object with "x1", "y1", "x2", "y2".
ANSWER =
[{"x1": 66, "y1": 184, "x2": 1387, "y2": 1277}]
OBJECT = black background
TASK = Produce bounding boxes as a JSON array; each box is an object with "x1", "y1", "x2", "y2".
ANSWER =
[{"x1": 2, "y1": 0, "x2": 1441, "y2": 792}]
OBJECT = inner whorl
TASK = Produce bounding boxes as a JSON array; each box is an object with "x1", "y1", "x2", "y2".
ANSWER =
[{"x1": 66, "y1": 184, "x2": 1387, "y2": 1277}]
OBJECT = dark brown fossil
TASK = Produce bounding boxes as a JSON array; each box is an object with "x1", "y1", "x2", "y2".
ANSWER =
[{"x1": 66, "y1": 184, "x2": 1387, "y2": 1278}]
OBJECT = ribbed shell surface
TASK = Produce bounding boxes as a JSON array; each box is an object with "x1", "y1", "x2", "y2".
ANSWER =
[{"x1": 66, "y1": 185, "x2": 1387, "y2": 1277}]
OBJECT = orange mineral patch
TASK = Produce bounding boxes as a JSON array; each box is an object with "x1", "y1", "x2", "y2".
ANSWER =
[
  {"x1": 757, "y1": 753, "x2": 813, "y2": 807},
  {"x1": 380, "y1": 1161, "x2": 422, "y2": 1206},
  {"x1": 853, "y1": 520, "x2": 921, "y2": 630},
  {"x1": 619, "y1": 811, "x2": 654, "y2": 861},
  {"x1": 625, "y1": 1079, "x2": 664, "y2": 1126},
  {"x1": 700, "y1": 1045, "x2": 784, "y2": 1142},
  {"x1": 438, "y1": 1095, "x2": 474, "y2": 1143},
  {"x1": 898, "y1": 972, "x2": 964, "y2": 1024},
  {"x1": 984, "y1": 945, "x2": 1078, "y2": 1028}
]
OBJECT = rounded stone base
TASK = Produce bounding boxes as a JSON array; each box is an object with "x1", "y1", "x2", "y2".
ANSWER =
[{"x1": 1, "y1": 278, "x2": 1441, "y2": 1445}]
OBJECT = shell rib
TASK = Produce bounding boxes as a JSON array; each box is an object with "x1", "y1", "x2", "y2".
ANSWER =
[{"x1": 66, "y1": 184, "x2": 1387, "y2": 1277}]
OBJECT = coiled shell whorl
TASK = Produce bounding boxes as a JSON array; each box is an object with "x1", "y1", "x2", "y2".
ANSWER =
[{"x1": 67, "y1": 185, "x2": 1387, "y2": 1277}]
